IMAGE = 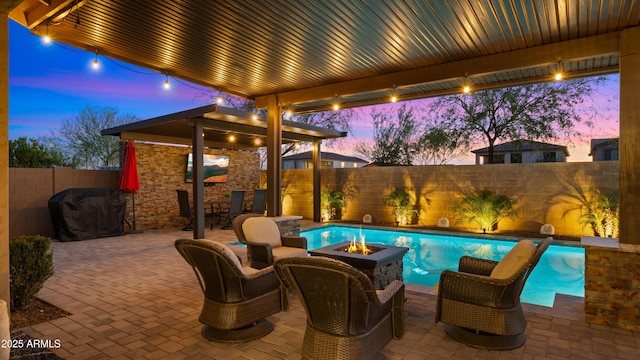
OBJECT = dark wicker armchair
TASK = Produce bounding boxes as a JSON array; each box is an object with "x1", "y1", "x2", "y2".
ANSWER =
[
  {"x1": 174, "y1": 239, "x2": 287, "y2": 342},
  {"x1": 435, "y1": 237, "x2": 551, "y2": 350},
  {"x1": 274, "y1": 256, "x2": 405, "y2": 360},
  {"x1": 232, "y1": 214, "x2": 308, "y2": 269}
]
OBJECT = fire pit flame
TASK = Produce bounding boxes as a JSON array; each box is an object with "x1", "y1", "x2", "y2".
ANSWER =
[{"x1": 347, "y1": 235, "x2": 372, "y2": 255}]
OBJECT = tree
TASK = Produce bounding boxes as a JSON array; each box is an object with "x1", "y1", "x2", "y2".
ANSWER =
[
  {"x1": 415, "y1": 125, "x2": 469, "y2": 165},
  {"x1": 429, "y1": 77, "x2": 605, "y2": 163},
  {"x1": 9, "y1": 137, "x2": 67, "y2": 168},
  {"x1": 44, "y1": 106, "x2": 139, "y2": 169},
  {"x1": 356, "y1": 104, "x2": 419, "y2": 166}
]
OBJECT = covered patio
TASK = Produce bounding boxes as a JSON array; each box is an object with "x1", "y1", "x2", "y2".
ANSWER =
[
  {"x1": 2, "y1": 0, "x2": 640, "y2": 344},
  {"x1": 22, "y1": 226, "x2": 640, "y2": 359}
]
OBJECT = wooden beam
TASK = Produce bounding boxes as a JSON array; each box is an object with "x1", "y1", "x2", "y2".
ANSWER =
[
  {"x1": 265, "y1": 95, "x2": 282, "y2": 217},
  {"x1": 255, "y1": 31, "x2": 620, "y2": 109}
]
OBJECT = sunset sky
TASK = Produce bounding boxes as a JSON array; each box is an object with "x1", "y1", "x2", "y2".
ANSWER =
[{"x1": 8, "y1": 19, "x2": 620, "y2": 164}]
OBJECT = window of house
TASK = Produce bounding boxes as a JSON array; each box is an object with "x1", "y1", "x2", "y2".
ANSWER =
[
  {"x1": 604, "y1": 149, "x2": 619, "y2": 161},
  {"x1": 510, "y1": 153, "x2": 522, "y2": 163},
  {"x1": 321, "y1": 160, "x2": 333, "y2": 168},
  {"x1": 543, "y1": 152, "x2": 557, "y2": 162},
  {"x1": 492, "y1": 154, "x2": 505, "y2": 164}
]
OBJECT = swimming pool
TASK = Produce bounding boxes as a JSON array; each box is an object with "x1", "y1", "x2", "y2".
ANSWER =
[{"x1": 300, "y1": 225, "x2": 584, "y2": 307}]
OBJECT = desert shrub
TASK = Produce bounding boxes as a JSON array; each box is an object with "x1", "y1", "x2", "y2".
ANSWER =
[
  {"x1": 320, "y1": 188, "x2": 345, "y2": 221},
  {"x1": 578, "y1": 189, "x2": 619, "y2": 237},
  {"x1": 9, "y1": 235, "x2": 54, "y2": 310},
  {"x1": 454, "y1": 190, "x2": 518, "y2": 233},
  {"x1": 384, "y1": 187, "x2": 418, "y2": 225}
]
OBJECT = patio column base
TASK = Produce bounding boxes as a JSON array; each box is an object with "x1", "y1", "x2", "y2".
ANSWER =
[{"x1": 444, "y1": 324, "x2": 525, "y2": 350}]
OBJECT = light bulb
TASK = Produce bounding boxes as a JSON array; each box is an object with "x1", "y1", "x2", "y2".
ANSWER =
[
  {"x1": 554, "y1": 72, "x2": 563, "y2": 81},
  {"x1": 390, "y1": 95, "x2": 398, "y2": 103},
  {"x1": 216, "y1": 96, "x2": 224, "y2": 105},
  {"x1": 463, "y1": 85, "x2": 471, "y2": 94},
  {"x1": 254, "y1": 138, "x2": 261, "y2": 146},
  {"x1": 228, "y1": 134, "x2": 236, "y2": 142},
  {"x1": 251, "y1": 114, "x2": 258, "y2": 121},
  {"x1": 92, "y1": 58, "x2": 99, "y2": 70},
  {"x1": 332, "y1": 103, "x2": 340, "y2": 111},
  {"x1": 42, "y1": 35, "x2": 52, "y2": 45},
  {"x1": 284, "y1": 110, "x2": 293, "y2": 119},
  {"x1": 163, "y1": 75, "x2": 170, "y2": 90}
]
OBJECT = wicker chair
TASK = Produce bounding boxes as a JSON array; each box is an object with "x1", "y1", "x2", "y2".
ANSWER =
[
  {"x1": 274, "y1": 256, "x2": 405, "y2": 360},
  {"x1": 174, "y1": 239, "x2": 287, "y2": 342},
  {"x1": 435, "y1": 237, "x2": 551, "y2": 350},
  {"x1": 232, "y1": 214, "x2": 308, "y2": 269}
]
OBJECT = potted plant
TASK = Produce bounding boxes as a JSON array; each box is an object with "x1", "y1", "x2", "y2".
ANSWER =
[
  {"x1": 321, "y1": 188, "x2": 345, "y2": 222},
  {"x1": 578, "y1": 189, "x2": 619, "y2": 238},
  {"x1": 384, "y1": 187, "x2": 417, "y2": 226},
  {"x1": 454, "y1": 190, "x2": 518, "y2": 233}
]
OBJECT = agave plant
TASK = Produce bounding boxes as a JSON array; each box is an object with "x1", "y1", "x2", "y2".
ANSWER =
[
  {"x1": 454, "y1": 190, "x2": 518, "y2": 233},
  {"x1": 320, "y1": 188, "x2": 345, "y2": 222},
  {"x1": 384, "y1": 187, "x2": 417, "y2": 226},
  {"x1": 578, "y1": 189, "x2": 619, "y2": 238}
]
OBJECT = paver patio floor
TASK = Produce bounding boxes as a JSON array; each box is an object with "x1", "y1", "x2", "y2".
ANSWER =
[{"x1": 16, "y1": 222, "x2": 640, "y2": 359}]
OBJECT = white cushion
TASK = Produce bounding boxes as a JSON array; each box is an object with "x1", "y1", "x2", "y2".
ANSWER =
[
  {"x1": 271, "y1": 246, "x2": 308, "y2": 261},
  {"x1": 490, "y1": 240, "x2": 537, "y2": 279},
  {"x1": 242, "y1": 217, "x2": 282, "y2": 248},
  {"x1": 208, "y1": 240, "x2": 244, "y2": 271}
]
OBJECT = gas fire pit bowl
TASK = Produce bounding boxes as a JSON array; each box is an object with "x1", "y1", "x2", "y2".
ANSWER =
[{"x1": 308, "y1": 241, "x2": 408, "y2": 289}]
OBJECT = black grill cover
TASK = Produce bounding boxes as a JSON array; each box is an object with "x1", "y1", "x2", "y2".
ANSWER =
[{"x1": 48, "y1": 188, "x2": 126, "y2": 242}]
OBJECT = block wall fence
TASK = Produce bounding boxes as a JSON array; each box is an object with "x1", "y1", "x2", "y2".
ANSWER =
[
  {"x1": 9, "y1": 143, "x2": 260, "y2": 238},
  {"x1": 264, "y1": 161, "x2": 620, "y2": 237},
  {"x1": 10, "y1": 151, "x2": 618, "y2": 239}
]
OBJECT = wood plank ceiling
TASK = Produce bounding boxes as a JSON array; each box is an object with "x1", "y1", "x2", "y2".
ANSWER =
[{"x1": 10, "y1": 0, "x2": 640, "y2": 114}]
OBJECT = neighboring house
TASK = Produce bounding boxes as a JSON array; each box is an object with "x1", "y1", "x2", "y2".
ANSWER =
[
  {"x1": 283, "y1": 151, "x2": 368, "y2": 169},
  {"x1": 471, "y1": 139, "x2": 569, "y2": 164},
  {"x1": 589, "y1": 138, "x2": 619, "y2": 161}
]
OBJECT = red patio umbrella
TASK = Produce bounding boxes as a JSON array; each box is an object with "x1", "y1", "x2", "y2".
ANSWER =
[{"x1": 119, "y1": 140, "x2": 141, "y2": 232}]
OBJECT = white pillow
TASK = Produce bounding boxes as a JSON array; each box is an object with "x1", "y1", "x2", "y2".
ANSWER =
[
  {"x1": 490, "y1": 239, "x2": 537, "y2": 279},
  {"x1": 242, "y1": 217, "x2": 282, "y2": 248}
]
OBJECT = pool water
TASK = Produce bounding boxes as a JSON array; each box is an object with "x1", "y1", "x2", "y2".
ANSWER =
[{"x1": 300, "y1": 225, "x2": 584, "y2": 307}]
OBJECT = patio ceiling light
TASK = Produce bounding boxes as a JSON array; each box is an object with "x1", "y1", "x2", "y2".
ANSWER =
[
  {"x1": 463, "y1": 85, "x2": 471, "y2": 94},
  {"x1": 390, "y1": 85, "x2": 398, "y2": 103},
  {"x1": 228, "y1": 134, "x2": 236, "y2": 142},
  {"x1": 216, "y1": 96, "x2": 224, "y2": 105},
  {"x1": 554, "y1": 72, "x2": 563, "y2": 81},
  {"x1": 254, "y1": 138, "x2": 261, "y2": 146}
]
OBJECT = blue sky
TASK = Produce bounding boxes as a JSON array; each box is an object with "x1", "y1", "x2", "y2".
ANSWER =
[
  {"x1": 8, "y1": 19, "x2": 620, "y2": 162},
  {"x1": 8, "y1": 19, "x2": 211, "y2": 140}
]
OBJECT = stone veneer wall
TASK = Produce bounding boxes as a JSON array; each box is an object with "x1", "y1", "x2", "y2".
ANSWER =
[
  {"x1": 267, "y1": 161, "x2": 619, "y2": 237},
  {"x1": 583, "y1": 241, "x2": 640, "y2": 331},
  {"x1": 134, "y1": 143, "x2": 260, "y2": 230}
]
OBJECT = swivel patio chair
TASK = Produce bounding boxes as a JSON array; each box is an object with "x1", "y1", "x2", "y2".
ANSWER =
[
  {"x1": 435, "y1": 237, "x2": 551, "y2": 350},
  {"x1": 232, "y1": 213, "x2": 308, "y2": 269},
  {"x1": 274, "y1": 256, "x2": 405, "y2": 360},
  {"x1": 174, "y1": 239, "x2": 287, "y2": 342}
]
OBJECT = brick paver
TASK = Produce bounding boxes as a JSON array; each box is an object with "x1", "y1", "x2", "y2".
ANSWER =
[{"x1": 16, "y1": 223, "x2": 640, "y2": 359}]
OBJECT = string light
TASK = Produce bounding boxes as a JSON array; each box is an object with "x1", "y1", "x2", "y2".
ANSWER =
[
  {"x1": 163, "y1": 73, "x2": 170, "y2": 90},
  {"x1": 41, "y1": 22, "x2": 52, "y2": 45},
  {"x1": 251, "y1": 114, "x2": 258, "y2": 121},
  {"x1": 91, "y1": 50, "x2": 99, "y2": 70},
  {"x1": 216, "y1": 95, "x2": 224, "y2": 105},
  {"x1": 390, "y1": 95, "x2": 398, "y2": 103},
  {"x1": 554, "y1": 72, "x2": 563, "y2": 81},
  {"x1": 254, "y1": 138, "x2": 262, "y2": 146},
  {"x1": 463, "y1": 85, "x2": 471, "y2": 94},
  {"x1": 228, "y1": 134, "x2": 236, "y2": 142},
  {"x1": 284, "y1": 109, "x2": 293, "y2": 119},
  {"x1": 332, "y1": 103, "x2": 340, "y2": 111}
]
